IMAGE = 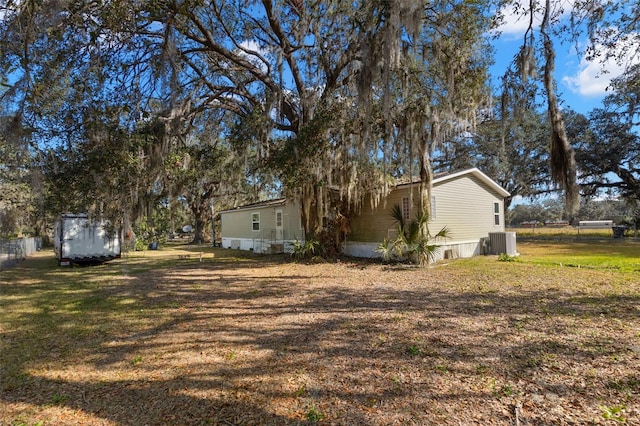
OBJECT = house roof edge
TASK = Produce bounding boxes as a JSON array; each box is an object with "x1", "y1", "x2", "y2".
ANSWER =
[
  {"x1": 397, "y1": 168, "x2": 511, "y2": 198},
  {"x1": 436, "y1": 168, "x2": 510, "y2": 197},
  {"x1": 219, "y1": 198, "x2": 287, "y2": 214}
]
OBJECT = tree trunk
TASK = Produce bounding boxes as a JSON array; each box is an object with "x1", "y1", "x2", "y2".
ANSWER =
[
  {"x1": 299, "y1": 182, "x2": 323, "y2": 240},
  {"x1": 618, "y1": 167, "x2": 640, "y2": 200},
  {"x1": 419, "y1": 150, "x2": 433, "y2": 216},
  {"x1": 418, "y1": 135, "x2": 433, "y2": 238},
  {"x1": 418, "y1": 124, "x2": 434, "y2": 219},
  {"x1": 121, "y1": 209, "x2": 136, "y2": 251},
  {"x1": 541, "y1": 0, "x2": 579, "y2": 219},
  {"x1": 190, "y1": 203, "x2": 207, "y2": 244}
]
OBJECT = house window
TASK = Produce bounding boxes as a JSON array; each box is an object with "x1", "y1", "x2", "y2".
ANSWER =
[
  {"x1": 276, "y1": 211, "x2": 283, "y2": 227},
  {"x1": 494, "y1": 202, "x2": 500, "y2": 225},
  {"x1": 252, "y1": 212, "x2": 260, "y2": 231},
  {"x1": 430, "y1": 196, "x2": 436, "y2": 220},
  {"x1": 402, "y1": 197, "x2": 410, "y2": 220}
]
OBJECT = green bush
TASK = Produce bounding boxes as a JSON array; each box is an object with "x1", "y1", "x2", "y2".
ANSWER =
[
  {"x1": 498, "y1": 253, "x2": 519, "y2": 262},
  {"x1": 376, "y1": 204, "x2": 450, "y2": 266},
  {"x1": 291, "y1": 239, "x2": 320, "y2": 261}
]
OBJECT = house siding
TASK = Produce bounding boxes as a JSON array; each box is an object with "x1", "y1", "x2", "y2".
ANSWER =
[
  {"x1": 345, "y1": 170, "x2": 507, "y2": 259},
  {"x1": 221, "y1": 209, "x2": 258, "y2": 241},
  {"x1": 429, "y1": 174, "x2": 505, "y2": 241},
  {"x1": 220, "y1": 200, "x2": 304, "y2": 253},
  {"x1": 349, "y1": 187, "x2": 421, "y2": 242},
  {"x1": 222, "y1": 169, "x2": 508, "y2": 259}
]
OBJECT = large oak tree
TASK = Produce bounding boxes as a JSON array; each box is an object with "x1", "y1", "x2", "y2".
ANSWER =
[{"x1": 1, "y1": 0, "x2": 493, "y2": 240}]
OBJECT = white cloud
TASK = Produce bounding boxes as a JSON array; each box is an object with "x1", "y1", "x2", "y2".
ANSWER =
[
  {"x1": 493, "y1": 2, "x2": 640, "y2": 98},
  {"x1": 238, "y1": 40, "x2": 272, "y2": 62},
  {"x1": 239, "y1": 40, "x2": 266, "y2": 55},
  {"x1": 236, "y1": 40, "x2": 271, "y2": 73},
  {"x1": 494, "y1": 4, "x2": 539, "y2": 38},
  {"x1": 494, "y1": 1, "x2": 574, "y2": 39},
  {"x1": 561, "y1": 56, "x2": 616, "y2": 96},
  {"x1": 562, "y1": 36, "x2": 640, "y2": 96}
]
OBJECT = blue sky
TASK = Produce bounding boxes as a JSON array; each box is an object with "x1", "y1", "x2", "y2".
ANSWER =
[
  {"x1": 488, "y1": 2, "x2": 640, "y2": 205},
  {"x1": 490, "y1": 2, "x2": 640, "y2": 116}
]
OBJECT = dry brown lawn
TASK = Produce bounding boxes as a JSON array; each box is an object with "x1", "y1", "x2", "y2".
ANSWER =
[{"x1": 1, "y1": 242, "x2": 639, "y2": 425}]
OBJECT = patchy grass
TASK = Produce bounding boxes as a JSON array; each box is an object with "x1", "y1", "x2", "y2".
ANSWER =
[
  {"x1": 517, "y1": 240, "x2": 640, "y2": 273},
  {"x1": 1, "y1": 242, "x2": 639, "y2": 425},
  {"x1": 508, "y1": 226, "x2": 640, "y2": 240}
]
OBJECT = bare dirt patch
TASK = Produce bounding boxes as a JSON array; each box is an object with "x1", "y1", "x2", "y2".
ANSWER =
[{"x1": 1, "y1": 245, "x2": 639, "y2": 425}]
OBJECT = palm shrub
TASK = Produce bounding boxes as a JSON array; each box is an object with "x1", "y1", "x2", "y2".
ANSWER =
[
  {"x1": 376, "y1": 204, "x2": 450, "y2": 265},
  {"x1": 291, "y1": 239, "x2": 320, "y2": 261}
]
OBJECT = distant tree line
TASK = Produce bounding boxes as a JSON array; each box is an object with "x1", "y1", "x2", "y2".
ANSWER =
[{"x1": 508, "y1": 198, "x2": 640, "y2": 228}]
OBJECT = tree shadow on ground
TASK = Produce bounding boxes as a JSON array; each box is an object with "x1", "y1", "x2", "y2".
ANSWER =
[{"x1": 2, "y1": 251, "x2": 639, "y2": 424}]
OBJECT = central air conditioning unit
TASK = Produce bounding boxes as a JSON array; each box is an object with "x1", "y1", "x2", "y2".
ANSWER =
[{"x1": 489, "y1": 232, "x2": 517, "y2": 256}]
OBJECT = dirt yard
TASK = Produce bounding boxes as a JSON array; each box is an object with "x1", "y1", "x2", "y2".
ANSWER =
[{"x1": 1, "y1": 244, "x2": 639, "y2": 425}]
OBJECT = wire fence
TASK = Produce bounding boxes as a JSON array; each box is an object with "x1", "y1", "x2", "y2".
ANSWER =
[{"x1": 0, "y1": 237, "x2": 43, "y2": 271}]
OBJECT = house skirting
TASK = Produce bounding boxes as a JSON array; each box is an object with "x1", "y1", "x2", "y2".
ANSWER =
[
  {"x1": 221, "y1": 237, "x2": 300, "y2": 254},
  {"x1": 343, "y1": 239, "x2": 486, "y2": 261}
]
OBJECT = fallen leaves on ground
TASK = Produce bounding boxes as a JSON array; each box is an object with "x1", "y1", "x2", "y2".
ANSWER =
[{"x1": 1, "y1": 248, "x2": 639, "y2": 425}]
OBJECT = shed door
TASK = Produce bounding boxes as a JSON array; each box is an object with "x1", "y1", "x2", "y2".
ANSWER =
[{"x1": 275, "y1": 209, "x2": 283, "y2": 241}]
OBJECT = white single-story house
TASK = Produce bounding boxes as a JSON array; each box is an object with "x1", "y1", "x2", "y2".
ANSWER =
[
  {"x1": 344, "y1": 168, "x2": 512, "y2": 260},
  {"x1": 220, "y1": 168, "x2": 513, "y2": 259},
  {"x1": 219, "y1": 198, "x2": 305, "y2": 254}
]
